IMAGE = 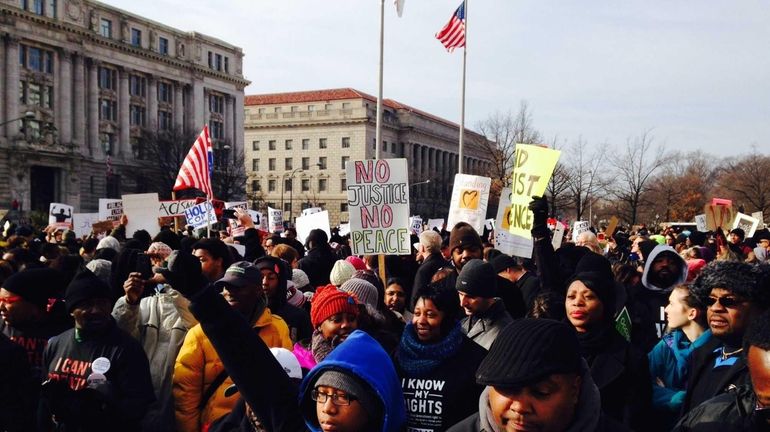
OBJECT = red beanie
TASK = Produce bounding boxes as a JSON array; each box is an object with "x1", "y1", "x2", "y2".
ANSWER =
[{"x1": 311, "y1": 284, "x2": 359, "y2": 327}]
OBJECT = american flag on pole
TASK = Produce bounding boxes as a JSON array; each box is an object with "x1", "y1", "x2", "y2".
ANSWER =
[
  {"x1": 436, "y1": 2, "x2": 466, "y2": 52},
  {"x1": 173, "y1": 125, "x2": 214, "y2": 198}
]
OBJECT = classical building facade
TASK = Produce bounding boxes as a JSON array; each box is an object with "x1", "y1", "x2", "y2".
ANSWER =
[
  {"x1": 0, "y1": 0, "x2": 248, "y2": 213},
  {"x1": 244, "y1": 88, "x2": 493, "y2": 226}
]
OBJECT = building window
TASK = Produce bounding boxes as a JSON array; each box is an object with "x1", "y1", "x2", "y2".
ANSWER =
[
  {"x1": 341, "y1": 156, "x2": 350, "y2": 170},
  {"x1": 131, "y1": 28, "x2": 142, "y2": 47},
  {"x1": 285, "y1": 158, "x2": 293, "y2": 170},
  {"x1": 318, "y1": 157, "x2": 327, "y2": 170},
  {"x1": 268, "y1": 140, "x2": 276, "y2": 150},
  {"x1": 340, "y1": 203, "x2": 348, "y2": 212},
  {"x1": 251, "y1": 179, "x2": 261, "y2": 192},
  {"x1": 252, "y1": 158, "x2": 260, "y2": 171},
  {"x1": 31, "y1": 0, "x2": 43, "y2": 15},
  {"x1": 252, "y1": 140, "x2": 260, "y2": 151},
  {"x1": 100, "y1": 132, "x2": 115, "y2": 156},
  {"x1": 129, "y1": 105, "x2": 145, "y2": 126},
  {"x1": 284, "y1": 179, "x2": 292, "y2": 192},
  {"x1": 215, "y1": 54, "x2": 223, "y2": 71},
  {"x1": 319, "y1": 138, "x2": 327, "y2": 149},
  {"x1": 129, "y1": 75, "x2": 146, "y2": 97},
  {"x1": 268, "y1": 158, "x2": 276, "y2": 171},
  {"x1": 324, "y1": 104, "x2": 332, "y2": 110},
  {"x1": 158, "y1": 110, "x2": 172, "y2": 130},
  {"x1": 285, "y1": 139, "x2": 292, "y2": 150},
  {"x1": 20, "y1": 45, "x2": 54, "y2": 74},
  {"x1": 290, "y1": 106, "x2": 299, "y2": 112},
  {"x1": 383, "y1": 141, "x2": 388, "y2": 153},
  {"x1": 20, "y1": 81, "x2": 54, "y2": 109},
  {"x1": 158, "y1": 37, "x2": 169, "y2": 55},
  {"x1": 340, "y1": 178, "x2": 347, "y2": 191},
  {"x1": 301, "y1": 179, "x2": 310, "y2": 192},
  {"x1": 210, "y1": 94, "x2": 224, "y2": 114},
  {"x1": 98, "y1": 67, "x2": 117, "y2": 90},
  {"x1": 99, "y1": 99, "x2": 117, "y2": 121},
  {"x1": 274, "y1": 107, "x2": 281, "y2": 113},
  {"x1": 158, "y1": 82, "x2": 172, "y2": 103},
  {"x1": 100, "y1": 18, "x2": 112, "y2": 38},
  {"x1": 318, "y1": 179, "x2": 327, "y2": 192},
  {"x1": 210, "y1": 120, "x2": 224, "y2": 140},
  {"x1": 301, "y1": 157, "x2": 309, "y2": 170},
  {"x1": 341, "y1": 137, "x2": 350, "y2": 148},
  {"x1": 302, "y1": 139, "x2": 309, "y2": 150},
  {"x1": 283, "y1": 202, "x2": 291, "y2": 212},
  {"x1": 207, "y1": 51, "x2": 213, "y2": 68},
  {"x1": 308, "y1": 105, "x2": 315, "y2": 111},
  {"x1": 268, "y1": 179, "x2": 276, "y2": 192},
  {"x1": 224, "y1": 57, "x2": 229, "y2": 73}
]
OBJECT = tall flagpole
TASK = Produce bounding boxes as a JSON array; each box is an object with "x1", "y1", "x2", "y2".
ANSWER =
[
  {"x1": 206, "y1": 123, "x2": 212, "y2": 238},
  {"x1": 375, "y1": 0, "x2": 385, "y2": 161},
  {"x1": 458, "y1": 0, "x2": 468, "y2": 174}
]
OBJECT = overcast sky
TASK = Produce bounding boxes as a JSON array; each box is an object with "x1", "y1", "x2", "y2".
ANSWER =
[{"x1": 106, "y1": 0, "x2": 770, "y2": 157}]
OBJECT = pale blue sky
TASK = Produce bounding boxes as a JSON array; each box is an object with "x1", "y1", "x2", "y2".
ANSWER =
[{"x1": 106, "y1": 0, "x2": 770, "y2": 156}]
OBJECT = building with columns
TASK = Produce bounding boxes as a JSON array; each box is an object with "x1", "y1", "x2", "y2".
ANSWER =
[
  {"x1": 0, "y1": 0, "x2": 248, "y2": 213},
  {"x1": 244, "y1": 88, "x2": 493, "y2": 226}
]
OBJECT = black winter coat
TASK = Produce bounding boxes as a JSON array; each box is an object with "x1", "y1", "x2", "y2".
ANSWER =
[
  {"x1": 496, "y1": 276, "x2": 526, "y2": 319},
  {"x1": 448, "y1": 412, "x2": 630, "y2": 432},
  {"x1": 674, "y1": 385, "x2": 761, "y2": 432},
  {"x1": 0, "y1": 333, "x2": 35, "y2": 432},
  {"x1": 297, "y1": 246, "x2": 336, "y2": 288},
  {"x1": 514, "y1": 271, "x2": 540, "y2": 310},
  {"x1": 681, "y1": 337, "x2": 750, "y2": 415}
]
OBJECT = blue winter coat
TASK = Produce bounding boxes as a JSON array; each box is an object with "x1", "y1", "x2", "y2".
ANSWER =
[{"x1": 299, "y1": 330, "x2": 407, "y2": 432}]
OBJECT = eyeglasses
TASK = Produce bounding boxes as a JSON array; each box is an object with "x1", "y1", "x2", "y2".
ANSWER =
[
  {"x1": 311, "y1": 389, "x2": 356, "y2": 406},
  {"x1": 705, "y1": 296, "x2": 746, "y2": 309},
  {"x1": 0, "y1": 295, "x2": 22, "y2": 305}
]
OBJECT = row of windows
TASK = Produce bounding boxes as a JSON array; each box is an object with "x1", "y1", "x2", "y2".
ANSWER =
[
  {"x1": 371, "y1": 139, "x2": 402, "y2": 154},
  {"x1": 19, "y1": 45, "x2": 54, "y2": 74},
  {"x1": 255, "y1": 102, "x2": 352, "y2": 114},
  {"x1": 252, "y1": 156, "x2": 350, "y2": 172},
  {"x1": 20, "y1": 0, "x2": 56, "y2": 18},
  {"x1": 207, "y1": 51, "x2": 230, "y2": 73},
  {"x1": 20, "y1": 81, "x2": 54, "y2": 109},
  {"x1": 254, "y1": 177, "x2": 347, "y2": 194},
  {"x1": 99, "y1": 19, "x2": 170, "y2": 55},
  {"x1": 99, "y1": 67, "x2": 175, "y2": 104},
  {"x1": 252, "y1": 137, "x2": 350, "y2": 151}
]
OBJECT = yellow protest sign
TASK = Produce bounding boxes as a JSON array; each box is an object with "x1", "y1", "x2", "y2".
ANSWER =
[{"x1": 507, "y1": 144, "x2": 561, "y2": 238}]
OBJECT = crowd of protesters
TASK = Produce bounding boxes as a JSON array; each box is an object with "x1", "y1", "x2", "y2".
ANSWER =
[{"x1": 0, "y1": 199, "x2": 768, "y2": 431}]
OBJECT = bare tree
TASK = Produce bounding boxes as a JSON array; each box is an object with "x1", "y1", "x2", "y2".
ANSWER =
[
  {"x1": 713, "y1": 147, "x2": 770, "y2": 216},
  {"x1": 212, "y1": 140, "x2": 247, "y2": 202},
  {"x1": 132, "y1": 126, "x2": 199, "y2": 199},
  {"x1": 564, "y1": 138, "x2": 606, "y2": 222},
  {"x1": 608, "y1": 131, "x2": 667, "y2": 225},
  {"x1": 544, "y1": 136, "x2": 571, "y2": 218},
  {"x1": 648, "y1": 150, "x2": 715, "y2": 222}
]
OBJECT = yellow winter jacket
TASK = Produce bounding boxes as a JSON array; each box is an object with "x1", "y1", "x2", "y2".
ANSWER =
[{"x1": 173, "y1": 307, "x2": 292, "y2": 432}]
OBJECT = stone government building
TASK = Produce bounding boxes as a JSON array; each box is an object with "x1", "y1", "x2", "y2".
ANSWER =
[
  {"x1": 244, "y1": 88, "x2": 493, "y2": 226},
  {"x1": 0, "y1": 0, "x2": 248, "y2": 213}
]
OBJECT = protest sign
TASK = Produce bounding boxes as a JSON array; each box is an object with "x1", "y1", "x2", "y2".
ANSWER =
[
  {"x1": 339, "y1": 223, "x2": 351, "y2": 237},
  {"x1": 224, "y1": 202, "x2": 250, "y2": 236},
  {"x1": 615, "y1": 307, "x2": 632, "y2": 342},
  {"x1": 733, "y1": 212, "x2": 760, "y2": 238},
  {"x1": 268, "y1": 207, "x2": 284, "y2": 233},
  {"x1": 158, "y1": 199, "x2": 197, "y2": 218},
  {"x1": 122, "y1": 193, "x2": 161, "y2": 237},
  {"x1": 711, "y1": 198, "x2": 732, "y2": 206},
  {"x1": 48, "y1": 203, "x2": 74, "y2": 229},
  {"x1": 493, "y1": 187, "x2": 533, "y2": 258},
  {"x1": 409, "y1": 216, "x2": 423, "y2": 234},
  {"x1": 604, "y1": 216, "x2": 619, "y2": 238},
  {"x1": 572, "y1": 221, "x2": 590, "y2": 240},
  {"x1": 90, "y1": 220, "x2": 114, "y2": 235},
  {"x1": 346, "y1": 158, "x2": 411, "y2": 255},
  {"x1": 552, "y1": 221, "x2": 566, "y2": 250},
  {"x1": 195, "y1": 197, "x2": 225, "y2": 219},
  {"x1": 296, "y1": 210, "x2": 331, "y2": 245},
  {"x1": 507, "y1": 144, "x2": 561, "y2": 239},
  {"x1": 752, "y1": 211, "x2": 765, "y2": 228},
  {"x1": 72, "y1": 213, "x2": 99, "y2": 238},
  {"x1": 704, "y1": 203, "x2": 736, "y2": 231},
  {"x1": 694, "y1": 214, "x2": 708, "y2": 232},
  {"x1": 184, "y1": 201, "x2": 217, "y2": 229},
  {"x1": 427, "y1": 218, "x2": 444, "y2": 232},
  {"x1": 484, "y1": 219, "x2": 495, "y2": 231},
  {"x1": 98, "y1": 199, "x2": 123, "y2": 225},
  {"x1": 447, "y1": 174, "x2": 491, "y2": 234},
  {"x1": 302, "y1": 207, "x2": 323, "y2": 217}
]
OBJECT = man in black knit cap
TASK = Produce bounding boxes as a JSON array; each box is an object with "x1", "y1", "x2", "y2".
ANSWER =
[
  {"x1": 448, "y1": 319, "x2": 626, "y2": 432},
  {"x1": 457, "y1": 259, "x2": 513, "y2": 350}
]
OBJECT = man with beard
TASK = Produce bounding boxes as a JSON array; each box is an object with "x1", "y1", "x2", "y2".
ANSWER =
[
  {"x1": 681, "y1": 261, "x2": 769, "y2": 414},
  {"x1": 173, "y1": 261, "x2": 291, "y2": 432},
  {"x1": 39, "y1": 269, "x2": 155, "y2": 431},
  {"x1": 630, "y1": 244, "x2": 688, "y2": 351},
  {"x1": 442, "y1": 222, "x2": 484, "y2": 290}
]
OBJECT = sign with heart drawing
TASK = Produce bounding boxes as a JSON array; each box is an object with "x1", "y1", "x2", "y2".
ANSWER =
[{"x1": 447, "y1": 174, "x2": 491, "y2": 234}]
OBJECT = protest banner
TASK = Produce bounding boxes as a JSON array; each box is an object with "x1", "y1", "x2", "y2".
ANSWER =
[
  {"x1": 704, "y1": 203, "x2": 736, "y2": 231},
  {"x1": 268, "y1": 207, "x2": 284, "y2": 233},
  {"x1": 733, "y1": 212, "x2": 760, "y2": 238},
  {"x1": 122, "y1": 193, "x2": 161, "y2": 237},
  {"x1": 572, "y1": 221, "x2": 590, "y2": 240},
  {"x1": 409, "y1": 216, "x2": 423, "y2": 234},
  {"x1": 302, "y1": 207, "x2": 323, "y2": 217},
  {"x1": 98, "y1": 199, "x2": 123, "y2": 225},
  {"x1": 72, "y1": 213, "x2": 99, "y2": 238},
  {"x1": 427, "y1": 218, "x2": 444, "y2": 232},
  {"x1": 295, "y1": 210, "x2": 331, "y2": 245},
  {"x1": 195, "y1": 197, "x2": 225, "y2": 219},
  {"x1": 224, "y1": 201, "x2": 250, "y2": 236},
  {"x1": 694, "y1": 214, "x2": 708, "y2": 232},
  {"x1": 158, "y1": 199, "x2": 197, "y2": 218},
  {"x1": 552, "y1": 221, "x2": 566, "y2": 250},
  {"x1": 604, "y1": 216, "x2": 619, "y2": 238},
  {"x1": 447, "y1": 174, "x2": 491, "y2": 234},
  {"x1": 48, "y1": 203, "x2": 74, "y2": 229},
  {"x1": 184, "y1": 201, "x2": 217, "y2": 229},
  {"x1": 339, "y1": 223, "x2": 351, "y2": 237},
  {"x1": 507, "y1": 144, "x2": 561, "y2": 239},
  {"x1": 346, "y1": 158, "x2": 411, "y2": 255},
  {"x1": 493, "y1": 187, "x2": 533, "y2": 258},
  {"x1": 752, "y1": 211, "x2": 765, "y2": 228}
]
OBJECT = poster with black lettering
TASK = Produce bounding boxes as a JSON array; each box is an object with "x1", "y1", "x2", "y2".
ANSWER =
[
  {"x1": 402, "y1": 378, "x2": 446, "y2": 432},
  {"x1": 447, "y1": 174, "x2": 491, "y2": 235}
]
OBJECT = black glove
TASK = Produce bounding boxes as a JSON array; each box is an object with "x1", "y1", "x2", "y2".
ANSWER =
[
  {"x1": 159, "y1": 250, "x2": 208, "y2": 297},
  {"x1": 529, "y1": 195, "x2": 550, "y2": 239}
]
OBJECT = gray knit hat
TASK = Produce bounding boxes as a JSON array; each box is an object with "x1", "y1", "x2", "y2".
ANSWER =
[
  {"x1": 315, "y1": 370, "x2": 380, "y2": 416},
  {"x1": 339, "y1": 278, "x2": 378, "y2": 308},
  {"x1": 292, "y1": 269, "x2": 311, "y2": 290}
]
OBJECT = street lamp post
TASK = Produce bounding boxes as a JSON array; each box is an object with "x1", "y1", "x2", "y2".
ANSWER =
[
  {"x1": 409, "y1": 179, "x2": 431, "y2": 216},
  {"x1": 0, "y1": 111, "x2": 35, "y2": 129},
  {"x1": 282, "y1": 167, "x2": 303, "y2": 225}
]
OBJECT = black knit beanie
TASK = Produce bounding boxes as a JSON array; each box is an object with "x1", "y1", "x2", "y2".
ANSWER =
[
  {"x1": 2, "y1": 268, "x2": 64, "y2": 309},
  {"x1": 64, "y1": 269, "x2": 112, "y2": 313},
  {"x1": 476, "y1": 319, "x2": 581, "y2": 388},
  {"x1": 567, "y1": 253, "x2": 616, "y2": 319},
  {"x1": 456, "y1": 259, "x2": 497, "y2": 298}
]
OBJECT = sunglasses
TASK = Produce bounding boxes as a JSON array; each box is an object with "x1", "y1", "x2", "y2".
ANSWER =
[{"x1": 705, "y1": 296, "x2": 745, "y2": 308}]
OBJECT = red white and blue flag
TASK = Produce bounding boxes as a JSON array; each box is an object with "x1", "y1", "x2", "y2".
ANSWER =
[
  {"x1": 436, "y1": 2, "x2": 466, "y2": 52},
  {"x1": 173, "y1": 125, "x2": 214, "y2": 198}
]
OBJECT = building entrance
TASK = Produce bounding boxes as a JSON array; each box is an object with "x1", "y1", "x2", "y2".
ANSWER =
[{"x1": 30, "y1": 166, "x2": 58, "y2": 212}]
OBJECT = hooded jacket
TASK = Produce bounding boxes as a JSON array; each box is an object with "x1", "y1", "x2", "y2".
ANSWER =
[{"x1": 299, "y1": 330, "x2": 407, "y2": 432}]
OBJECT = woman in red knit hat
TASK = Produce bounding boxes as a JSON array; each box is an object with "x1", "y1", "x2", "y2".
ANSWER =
[{"x1": 293, "y1": 284, "x2": 360, "y2": 372}]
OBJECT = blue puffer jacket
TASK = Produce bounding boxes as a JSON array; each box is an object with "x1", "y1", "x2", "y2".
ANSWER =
[
  {"x1": 299, "y1": 330, "x2": 407, "y2": 432},
  {"x1": 648, "y1": 329, "x2": 712, "y2": 426}
]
